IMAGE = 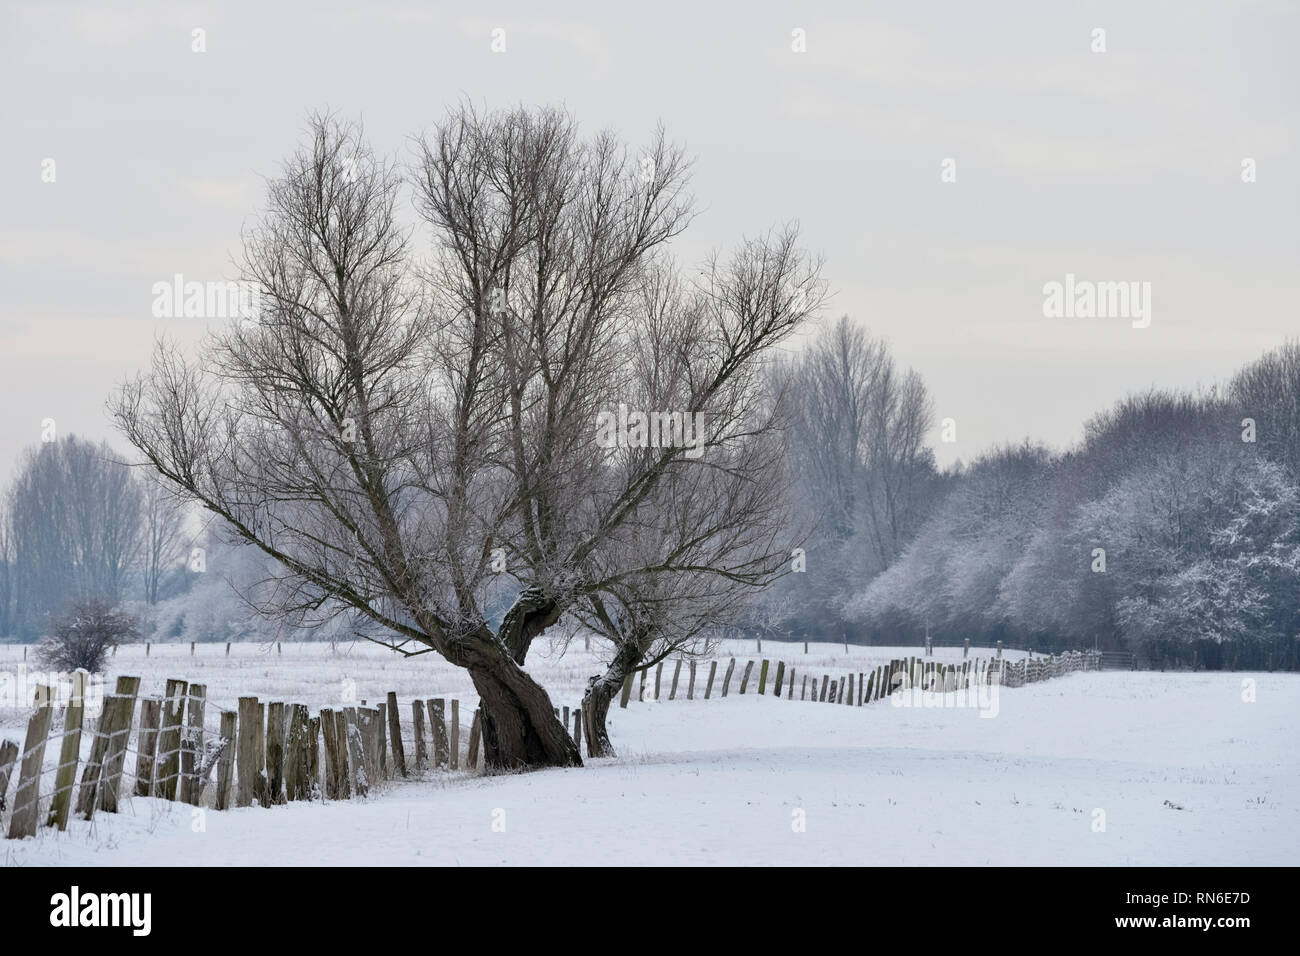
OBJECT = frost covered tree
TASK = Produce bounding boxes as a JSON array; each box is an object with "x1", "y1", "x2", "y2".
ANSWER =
[
  {"x1": 758, "y1": 318, "x2": 937, "y2": 639},
  {"x1": 7, "y1": 436, "x2": 143, "y2": 638},
  {"x1": 114, "y1": 108, "x2": 822, "y2": 769}
]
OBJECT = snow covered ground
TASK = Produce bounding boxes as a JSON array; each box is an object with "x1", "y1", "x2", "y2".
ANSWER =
[{"x1": 2, "y1": 646, "x2": 1295, "y2": 866}]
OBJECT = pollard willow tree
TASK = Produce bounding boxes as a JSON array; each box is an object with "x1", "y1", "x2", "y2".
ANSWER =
[
  {"x1": 561, "y1": 266, "x2": 814, "y2": 755},
  {"x1": 114, "y1": 106, "x2": 822, "y2": 770}
]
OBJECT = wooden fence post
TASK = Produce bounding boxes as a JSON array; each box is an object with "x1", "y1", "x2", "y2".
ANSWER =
[
  {"x1": 0, "y1": 740, "x2": 15, "y2": 813},
  {"x1": 620, "y1": 672, "x2": 634, "y2": 709},
  {"x1": 819, "y1": 675, "x2": 829, "y2": 701},
  {"x1": 333, "y1": 710, "x2": 352, "y2": 798},
  {"x1": 828, "y1": 680, "x2": 838, "y2": 704},
  {"x1": 156, "y1": 678, "x2": 188, "y2": 801},
  {"x1": 654, "y1": 662, "x2": 663, "y2": 700},
  {"x1": 47, "y1": 672, "x2": 87, "y2": 830},
  {"x1": 307, "y1": 716, "x2": 319, "y2": 796},
  {"x1": 133, "y1": 696, "x2": 162, "y2": 798},
  {"x1": 845, "y1": 673, "x2": 853, "y2": 705},
  {"x1": 98, "y1": 675, "x2": 142, "y2": 812},
  {"x1": 773, "y1": 661, "x2": 785, "y2": 698},
  {"x1": 758, "y1": 659, "x2": 769, "y2": 695},
  {"x1": 450, "y1": 700, "x2": 460, "y2": 770},
  {"x1": 411, "y1": 701, "x2": 427, "y2": 773},
  {"x1": 739, "y1": 660, "x2": 754, "y2": 694},
  {"x1": 8, "y1": 690, "x2": 54, "y2": 838},
  {"x1": 266, "y1": 701, "x2": 286, "y2": 805},
  {"x1": 467, "y1": 710, "x2": 482, "y2": 770},
  {"x1": 788, "y1": 667, "x2": 795, "y2": 699},
  {"x1": 801, "y1": 675, "x2": 808, "y2": 700},
  {"x1": 572, "y1": 708, "x2": 582, "y2": 755},
  {"x1": 285, "y1": 703, "x2": 310, "y2": 800},
  {"x1": 721, "y1": 658, "x2": 736, "y2": 697},
  {"x1": 343, "y1": 707, "x2": 367, "y2": 797},
  {"x1": 386, "y1": 692, "x2": 407, "y2": 777},
  {"x1": 320, "y1": 707, "x2": 339, "y2": 798},
  {"x1": 669, "y1": 660, "x2": 682, "y2": 700},
  {"x1": 428, "y1": 699, "x2": 449, "y2": 769},
  {"x1": 376, "y1": 702, "x2": 388, "y2": 778},
  {"x1": 704, "y1": 660, "x2": 717, "y2": 699},
  {"x1": 178, "y1": 683, "x2": 206, "y2": 806},
  {"x1": 235, "y1": 697, "x2": 262, "y2": 807},
  {"x1": 215, "y1": 710, "x2": 237, "y2": 810},
  {"x1": 688, "y1": 660, "x2": 697, "y2": 700}
]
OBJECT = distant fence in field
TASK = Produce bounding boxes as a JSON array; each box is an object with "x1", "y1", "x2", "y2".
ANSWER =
[{"x1": 614, "y1": 648, "x2": 1103, "y2": 707}]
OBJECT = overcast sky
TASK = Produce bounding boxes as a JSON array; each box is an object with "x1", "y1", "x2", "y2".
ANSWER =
[{"x1": 1, "y1": 0, "x2": 1296, "y2": 488}]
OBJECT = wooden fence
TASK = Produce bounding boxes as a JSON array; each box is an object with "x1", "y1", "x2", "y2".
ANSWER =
[
  {"x1": 0, "y1": 649, "x2": 1099, "y2": 839},
  {"x1": 614, "y1": 648, "x2": 1102, "y2": 706},
  {"x1": 0, "y1": 678, "x2": 594, "y2": 840}
]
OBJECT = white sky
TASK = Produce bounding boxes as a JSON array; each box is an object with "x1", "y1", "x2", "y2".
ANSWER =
[{"x1": 1, "y1": 0, "x2": 1297, "y2": 487}]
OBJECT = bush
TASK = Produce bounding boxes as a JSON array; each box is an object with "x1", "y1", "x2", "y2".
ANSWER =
[{"x1": 35, "y1": 597, "x2": 139, "y2": 673}]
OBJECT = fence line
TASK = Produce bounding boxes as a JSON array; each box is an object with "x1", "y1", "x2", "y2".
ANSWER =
[
  {"x1": 0, "y1": 675, "x2": 573, "y2": 840},
  {"x1": 1, "y1": 649, "x2": 1101, "y2": 839}
]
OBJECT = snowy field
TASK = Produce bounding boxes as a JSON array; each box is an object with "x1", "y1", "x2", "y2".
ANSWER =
[{"x1": 1, "y1": 642, "x2": 1295, "y2": 866}]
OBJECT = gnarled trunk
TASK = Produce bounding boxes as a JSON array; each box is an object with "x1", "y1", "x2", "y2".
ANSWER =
[
  {"x1": 468, "y1": 656, "x2": 581, "y2": 770},
  {"x1": 580, "y1": 638, "x2": 643, "y2": 758}
]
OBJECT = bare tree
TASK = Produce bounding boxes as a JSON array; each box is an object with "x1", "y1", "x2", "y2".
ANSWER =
[
  {"x1": 114, "y1": 108, "x2": 823, "y2": 770},
  {"x1": 7, "y1": 436, "x2": 143, "y2": 638},
  {"x1": 139, "y1": 474, "x2": 188, "y2": 604}
]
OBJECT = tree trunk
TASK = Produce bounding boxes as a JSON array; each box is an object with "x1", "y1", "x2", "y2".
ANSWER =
[
  {"x1": 467, "y1": 654, "x2": 580, "y2": 770},
  {"x1": 579, "y1": 639, "x2": 643, "y2": 758}
]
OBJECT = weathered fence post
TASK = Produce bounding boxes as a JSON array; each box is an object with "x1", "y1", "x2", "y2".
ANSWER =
[
  {"x1": 688, "y1": 660, "x2": 697, "y2": 700},
  {"x1": 721, "y1": 658, "x2": 736, "y2": 697},
  {"x1": 819, "y1": 675, "x2": 829, "y2": 702},
  {"x1": 669, "y1": 659, "x2": 683, "y2": 700},
  {"x1": 386, "y1": 692, "x2": 407, "y2": 777},
  {"x1": 376, "y1": 702, "x2": 388, "y2": 778},
  {"x1": 235, "y1": 697, "x2": 263, "y2": 807},
  {"x1": 265, "y1": 701, "x2": 286, "y2": 805},
  {"x1": 156, "y1": 678, "x2": 188, "y2": 801},
  {"x1": 178, "y1": 683, "x2": 206, "y2": 806},
  {"x1": 98, "y1": 675, "x2": 142, "y2": 812},
  {"x1": 333, "y1": 710, "x2": 352, "y2": 798},
  {"x1": 449, "y1": 700, "x2": 460, "y2": 770},
  {"x1": 411, "y1": 701, "x2": 427, "y2": 773},
  {"x1": 773, "y1": 661, "x2": 785, "y2": 698},
  {"x1": 47, "y1": 671, "x2": 87, "y2": 830},
  {"x1": 0, "y1": 740, "x2": 18, "y2": 814},
  {"x1": 758, "y1": 660, "x2": 769, "y2": 695},
  {"x1": 788, "y1": 667, "x2": 796, "y2": 699},
  {"x1": 8, "y1": 689, "x2": 54, "y2": 838},
  {"x1": 739, "y1": 660, "x2": 755, "y2": 694},
  {"x1": 467, "y1": 710, "x2": 482, "y2": 770},
  {"x1": 704, "y1": 660, "x2": 718, "y2": 699},
  {"x1": 320, "y1": 707, "x2": 339, "y2": 798},
  {"x1": 343, "y1": 707, "x2": 368, "y2": 797},
  {"x1": 215, "y1": 710, "x2": 237, "y2": 810},
  {"x1": 620, "y1": 672, "x2": 634, "y2": 708},
  {"x1": 654, "y1": 662, "x2": 663, "y2": 700},
  {"x1": 134, "y1": 696, "x2": 162, "y2": 798},
  {"x1": 285, "y1": 703, "x2": 310, "y2": 800},
  {"x1": 428, "y1": 699, "x2": 449, "y2": 769}
]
